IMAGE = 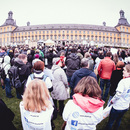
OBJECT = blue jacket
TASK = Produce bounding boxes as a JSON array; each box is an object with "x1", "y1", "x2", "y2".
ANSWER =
[
  {"x1": 70, "y1": 68, "x2": 97, "y2": 96},
  {"x1": 0, "y1": 52, "x2": 7, "y2": 57}
]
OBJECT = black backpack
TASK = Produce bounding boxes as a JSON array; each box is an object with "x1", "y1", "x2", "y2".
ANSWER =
[
  {"x1": 8, "y1": 65, "x2": 26, "y2": 89},
  {"x1": 1, "y1": 64, "x2": 9, "y2": 80},
  {"x1": 8, "y1": 65, "x2": 18, "y2": 87}
]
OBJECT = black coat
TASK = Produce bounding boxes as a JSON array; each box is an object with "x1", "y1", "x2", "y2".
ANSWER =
[
  {"x1": 0, "y1": 99, "x2": 16, "y2": 130},
  {"x1": 110, "y1": 69, "x2": 123, "y2": 96},
  {"x1": 14, "y1": 58, "x2": 31, "y2": 95},
  {"x1": 65, "y1": 53, "x2": 80, "y2": 77}
]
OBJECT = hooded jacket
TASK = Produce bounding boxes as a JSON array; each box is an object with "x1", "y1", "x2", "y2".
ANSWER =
[
  {"x1": 51, "y1": 65, "x2": 69, "y2": 100},
  {"x1": 2, "y1": 55, "x2": 11, "y2": 79},
  {"x1": 73, "y1": 93, "x2": 104, "y2": 113},
  {"x1": 63, "y1": 94, "x2": 104, "y2": 130},
  {"x1": 14, "y1": 58, "x2": 31, "y2": 83},
  {"x1": 70, "y1": 68, "x2": 97, "y2": 90},
  {"x1": 66, "y1": 53, "x2": 80, "y2": 77}
]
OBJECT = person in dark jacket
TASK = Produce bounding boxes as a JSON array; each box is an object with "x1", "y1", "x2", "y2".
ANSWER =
[
  {"x1": 107, "y1": 61, "x2": 125, "y2": 104},
  {"x1": 0, "y1": 98, "x2": 16, "y2": 130},
  {"x1": 46, "y1": 48, "x2": 57, "y2": 69},
  {"x1": 70, "y1": 58, "x2": 97, "y2": 98},
  {"x1": 26, "y1": 50, "x2": 33, "y2": 72},
  {"x1": 14, "y1": 54, "x2": 31, "y2": 99},
  {"x1": 8, "y1": 49, "x2": 14, "y2": 60},
  {"x1": 65, "y1": 48, "x2": 80, "y2": 86}
]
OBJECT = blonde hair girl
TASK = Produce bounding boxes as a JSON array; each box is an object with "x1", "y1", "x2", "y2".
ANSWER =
[
  {"x1": 20, "y1": 79, "x2": 54, "y2": 130},
  {"x1": 23, "y1": 79, "x2": 52, "y2": 112}
]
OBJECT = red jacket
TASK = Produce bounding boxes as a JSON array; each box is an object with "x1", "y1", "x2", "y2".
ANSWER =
[{"x1": 98, "y1": 57, "x2": 116, "y2": 79}]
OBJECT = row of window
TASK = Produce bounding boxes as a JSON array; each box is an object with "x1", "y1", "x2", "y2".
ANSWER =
[
  {"x1": 1, "y1": 32, "x2": 129, "y2": 38},
  {"x1": 120, "y1": 26, "x2": 129, "y2": 32},
  {"x1": 0, "y1": 27, "x2": 12, "y2": 32},
  {"x1": 10, "y1": 35, "x2": 129, "y2": 43},
  {"x1": 11, "y1": 35, "x2": 126, "y2": 41},
  {"x1": 12, "y1": 31, "x2": 120, "y2": 37}
]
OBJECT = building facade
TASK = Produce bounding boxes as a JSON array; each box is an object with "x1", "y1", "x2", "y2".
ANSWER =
[{"x1": 0, "y1": 10, "x2": 130, "y2": 48}]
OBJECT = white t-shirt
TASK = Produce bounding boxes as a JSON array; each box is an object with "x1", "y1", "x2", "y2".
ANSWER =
[
  {"x1": 20, "y1": 101, "x2": 54, "y2": 130},
  {"x1": 62, "y1": 100, "x2": 103, "y2": 130},
  {"x1": 26, "y1": 72, "x2": 52, "y2": 89},
  {"x1": 112, "y1": 77, "x2": 130, "y2": 110}
]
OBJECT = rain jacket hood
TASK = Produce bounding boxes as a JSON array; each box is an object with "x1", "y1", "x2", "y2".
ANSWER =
[
  {"x1": 73, "y1": 93, "x2": 104, "y2": 113},
  {"x1": 51, "y1": 64, "x2": 61, "y2": 72}
]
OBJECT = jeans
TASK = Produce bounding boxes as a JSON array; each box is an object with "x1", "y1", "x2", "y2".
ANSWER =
[
  {"x1": 100, "y1": 78, "x2": 110, "y2": 101},
  {"x1": 106, "y1": 107, "x2": 128, "y2": 130},
  {"x1": 4, "y1": 78, "x2": 13, "y2": 98}
]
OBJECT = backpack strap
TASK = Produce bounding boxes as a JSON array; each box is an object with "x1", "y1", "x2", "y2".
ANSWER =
[
  {"x1": 30, "y1": 73, "x2": 48, "y2": 81},
  {"x1": 30, "y1": 73, "x2": 34, "y2": 80},
  {"x1": 42, "y1": 75, "x2": 48, "y2": 82}
]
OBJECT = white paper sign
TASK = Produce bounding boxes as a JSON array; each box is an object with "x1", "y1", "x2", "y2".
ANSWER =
[{"x1": 111, "y1": 48, "x2": 118, "y2": 55}]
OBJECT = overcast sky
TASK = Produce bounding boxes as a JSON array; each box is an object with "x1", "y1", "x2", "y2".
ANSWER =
[{"x1": 0, "y1": 0, "x2": 130, "y2": 27}]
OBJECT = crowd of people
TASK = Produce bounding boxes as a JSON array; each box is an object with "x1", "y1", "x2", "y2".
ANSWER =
[{"x1": 0, "y1": 43, "x2": 130, "y2": 130}]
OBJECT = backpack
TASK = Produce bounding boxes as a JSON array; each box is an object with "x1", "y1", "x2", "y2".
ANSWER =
[
  {"x1": 0, "y1": 53, "x2": 6, "y2": 76},
  {"x1": 8, "y1": 65, "x2": 26, "y2": 89},
  {"x1": 8, "y1": 65, "x2": 18, "y2": 87},
  {"x1": 30, "y1": 73, "x2": 48, "y2": 81},
  {"x1": 1, "y1": 64, "x2": 9, "y2": 80}
]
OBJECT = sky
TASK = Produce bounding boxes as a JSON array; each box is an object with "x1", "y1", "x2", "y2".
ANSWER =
[{"x1": 0, "y1": 0, "x2": 130, "y2": 27}]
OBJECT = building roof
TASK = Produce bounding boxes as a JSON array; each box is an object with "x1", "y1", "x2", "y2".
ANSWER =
[
  {"x1": 2, "y1": 19, "x2": 16, "y2": 26},
  {"x1": 116, "y1": 10, "x2": 130, "y2": 26},
  {"x1": 117, "y1": 18, "x2": 130, "y2": 26},
  {"x1": 14, "y1": 24, "x2": 118, "y2": 32},
  {"x1": 1, "y1": 11, "x2": 17, "y2": 27}
]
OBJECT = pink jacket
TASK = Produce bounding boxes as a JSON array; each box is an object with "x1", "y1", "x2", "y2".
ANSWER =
[
  {"x1": 73, "y1": 93, "x2": 104, "y2": 113},
  {"x1": 98, "y1": 57, "x2": 116, "y2": 79}
]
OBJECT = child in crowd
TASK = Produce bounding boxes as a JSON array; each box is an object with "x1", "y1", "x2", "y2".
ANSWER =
[{"x1": 20, "y1": 79, "x2": 54, "y2": 130}]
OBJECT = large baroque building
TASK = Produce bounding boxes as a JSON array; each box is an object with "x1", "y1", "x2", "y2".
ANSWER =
[{"x1": 0, "y1": 10, "x2": 130, "y2": 47}]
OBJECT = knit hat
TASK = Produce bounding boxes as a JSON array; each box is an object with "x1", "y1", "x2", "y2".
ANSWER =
[{"x1": 35, "y1": 54, "x2": 39, "y2": 59}]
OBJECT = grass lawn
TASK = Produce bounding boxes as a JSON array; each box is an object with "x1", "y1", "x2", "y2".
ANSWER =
[{"x1": 0, "y1": 86, "x2": 130, "y2": 130}]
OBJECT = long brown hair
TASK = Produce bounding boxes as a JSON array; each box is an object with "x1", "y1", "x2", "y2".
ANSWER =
[
  {"x1": 23, "y1": 79, "x2": 52, "y2": 112},
  {"x1": 74, "y1": 76, "x2": 102, "y2": 99}
]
